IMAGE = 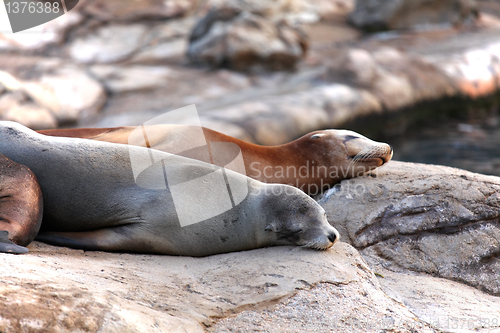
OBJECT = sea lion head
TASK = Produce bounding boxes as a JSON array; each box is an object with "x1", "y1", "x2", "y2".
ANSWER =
[
  {"x1": 301, "y1": 129, "x2": 393, "y2": 181},
  {"x1": 259, "y1": 187, "x2": 340, "y2": 250}
]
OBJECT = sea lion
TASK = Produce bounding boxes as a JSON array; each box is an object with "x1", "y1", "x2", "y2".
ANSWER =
[
  {"x1": 39, "y1": 126, "x2": 393, "y2": 194},
  {"x1": 0, "y1": 154, "x2": 43, "y2": 254},
  {"x1": 0, "y1": 122, "x2": 339, "y2": 255}
]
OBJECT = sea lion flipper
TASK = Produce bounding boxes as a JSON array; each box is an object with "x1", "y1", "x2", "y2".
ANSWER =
[{"x1": 0, "y1": 231, "x2": 29, "y2": 254}]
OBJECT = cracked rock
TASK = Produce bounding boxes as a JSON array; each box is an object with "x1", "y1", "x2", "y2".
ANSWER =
[{"x1": 319, "y1": 161, "x2": 500, "y2": 295}]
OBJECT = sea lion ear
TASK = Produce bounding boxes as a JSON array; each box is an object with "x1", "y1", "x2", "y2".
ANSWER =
[
  {"x1": 310, "y1": 133, "x2": 324, "y2": 140},
  {"x1": 265, "y1": 222, "x2": 278, "y2": 232}
]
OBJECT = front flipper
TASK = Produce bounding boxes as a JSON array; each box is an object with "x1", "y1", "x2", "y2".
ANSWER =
[{"x1": 0, "y1": 231, "x2": 29, "y2": 254}]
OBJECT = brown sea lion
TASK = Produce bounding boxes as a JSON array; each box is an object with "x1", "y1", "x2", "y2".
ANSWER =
[
  {"x1": 0, "y1": 153, "x2": 43, "y2": 254},
  {"x1": 39, "y1": 126, "x2": 393, "y2": 194}
]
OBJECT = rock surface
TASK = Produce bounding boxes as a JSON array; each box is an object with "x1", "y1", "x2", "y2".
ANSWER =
[
  {"x1": 1, "y1": 103, "x2": 57, "y2": 130},
  {"x1": 0, "y1": 241, "x2": 435, "y2": 332},
  {"x1": 22, "y1": 66, "x2": 107, "y2": 124},
  {"x1": 69, "y1": 24, "x2": 149, "y2": 64},
  {"x1": 371, "y1": 267, "x2": 500, "y2": 333},
  {"x1": 187, "y1": 9, "x2": 308, "y2": 71},
  {"x1": 89, "y1": 65, "x2": 179, "y2": 93},
  {"x1": 207, "y1": 0, "x2": 355, "y2": 23},
  {"x1": 349, "y1": 0, "x2": 479, "y2": 31},
  {"x1": 83, "y1": 0, "x2": 196, "y2": 21},
  {"x1": 319, "y1": 161, "x2": 500, "y2": 296},
  {"x1": 1, "y1": 162, "x2": 500, "y2": 332},
  {"x1": 0, "y1": 62, "x2": 107, "y2": 127},
  {"x1": 0, "y1": 0, "x2": 499, "y2": 138}
]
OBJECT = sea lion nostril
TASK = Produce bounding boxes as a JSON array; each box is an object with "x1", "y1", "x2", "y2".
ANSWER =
[{"x1": 328, "y1": 232, "x2": 337, "y2": 243}]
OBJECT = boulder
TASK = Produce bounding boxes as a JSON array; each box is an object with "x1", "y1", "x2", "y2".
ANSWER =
[
  {"x1": 319, "y1": 161, "x2": 500, "y2": 296},
  {"x1": 1, "y1": 103, "x2": 57, "y2": 130},
  {"x1": 0, "y1": 91, "x2": 27, "y2": 114},
  {"x1": 89, "y1": 65, "x2": 179, "y2": 93},
  {"x1": 0, "y1": 90, "x2": 57, "y2": 130},
  {"x1": 0, "y1": 241, "x2": 433, "y2": 332},
  {"x1": 69, "y1": 24, "x2": 149, "y2": 64},
  {"x1": 326, "y1": 48, "x2": 455, "y2": 111},
  {"x1": 22, "y1": 66, "x2": 107, "y2": 124},
  {"x1": 187, "y1": 9, "x2": 308, "y2": 71},
  {"x1": 349, "y1": 0, "x2": 479, "y2": 31},
  {"x1": 0, "y1": 66, "x2": 106, "y2": 126},
  {"x1": 206, "y1": 0, "x2": 356, "y2": 23},
  {"x1": 129, "y1": 17, "x2": 197, "y2": 64}
]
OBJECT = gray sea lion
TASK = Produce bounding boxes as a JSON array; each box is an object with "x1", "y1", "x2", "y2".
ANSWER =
[
  {"x1": 0, "y1": 154, "x2": 43, "y2": 254},
  {"x1": 0, "y1": 122, "x2": 339, "y2": 255},
  {"x1": 39, "y1": 126, "x2": 393, "y2": 194}
]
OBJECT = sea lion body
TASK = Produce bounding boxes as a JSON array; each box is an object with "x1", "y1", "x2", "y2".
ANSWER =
[
  {"x1": 0, "y1": 154, "x2": 43, "y2": 254},
  {"x1": 39, "y1": 126, "x2": 393, "y2": 194},
  {"x1": 0, "y1": 122, "x2": 339, "y2": 255}
]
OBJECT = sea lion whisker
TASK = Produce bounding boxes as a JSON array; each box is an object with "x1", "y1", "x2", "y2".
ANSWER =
[
  {"x1": 353, "y1": 147, "x2": 378, "y2": 160},
  {"x1": 348, "y1": 148, "x2": 375, "y2": 171}
]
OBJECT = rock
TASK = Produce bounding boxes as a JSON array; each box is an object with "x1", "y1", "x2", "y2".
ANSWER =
[
  {"x1": 328, "y1": 48, "x2": 416, "y2": 111},
  {"x1": 198, "y1": 117, "x2": 255, "y2": 142},
  {"x1": 130, "y1": 18, "x2": 197, "y2": 64},
  {"x1": 89, "y1": 65, "x2": 179, "y2": 93},
  {"x1": 148, "y1": 16, "x2": 199, "y2": 40},
  {"x1": 368, "y1": 267, "x2": 500, "y2": 332},
  {"x1": 321, "y1": 84, "x2": 382, "y2": 124},
  {"x1": 187, "y1": 10, "x2": 308, "y2": 71},
  {"x1": 306, "y1": 0, "x2": 355, "y2": 20},
  {"x1": 203, "y1": 82, "x2": 382, "y2": 145},
  {"x1": 0, "y1": 71, "x2": 23, "y2": 91},
  {"x1": 328, "y1": 49, "x2": 381, "y2": 87},
  {"x1": 0, "y1": 91, "x2": 27, "y2": 114},
  {"x1": 319, "y1": 161, "x2": 500, "y2": 296},
  {"x1": 207, "y1": 0, "x2": 355, "y2": 23},
  {"x1": 326, "y1": 48, "x2": 455, "y2": 111},
  {"x1": 0, "y1": 11, "x2": 83, "y2": 51},
  {"x1": 0, "y1": 241, "x2": 431, "y2": 332},
  {"x1": 430, "y1": 47, "x2": 500, "y2": 98},
  {"x1": 22, "y1": 67, "x2": 107, "y2": 124},
  {"x1": 1, "y1": 103, "x2": 57, "y2": 130},
  {"x1": 69, "y1": 24, "x2": 149, "y2": 63},
  {"x1": 212, "y1": 281, "x2": 437, "y2": 332},
  {"x1": 372, "y1": 71, "x2": 414, "y2": 110},
  {"x1": 207, "y1": 0, "x2": 319, "y2": 23},
  {"x1": 131, "y1": 38, "x2": 188, "y2": 64},
  {"x1": 372, "y1": 48, "x2": 457, "y2": 101},
  {"x1": 84, "y1": 0, "x2": 195, "y2": 21},
  {"x1": 349, "y1": 0, "x2": 479, "y2": 31},
  {"x1": 243, "y1": 104, "x2": 329, "y2": 145}
]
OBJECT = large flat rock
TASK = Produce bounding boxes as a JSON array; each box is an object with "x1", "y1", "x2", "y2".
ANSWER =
[{"x1": 1, "y1": 241, "x2": 430, "y2": 332}]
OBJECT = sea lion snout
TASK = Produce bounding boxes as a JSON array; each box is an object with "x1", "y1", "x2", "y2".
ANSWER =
[
  {"x1": 302, "y1": 224, "x2": 340, "y2": 251},
  {"x1": 300, "y1": 212, "x2": 340, "y2": 251},
  {"x1": 336, "y1": 131, "x2": 393, "y2": 172}
]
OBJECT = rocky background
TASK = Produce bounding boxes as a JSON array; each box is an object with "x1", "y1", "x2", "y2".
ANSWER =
[{"x1": 1, "y1": 0, "x2": 500, "y2": 332}]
